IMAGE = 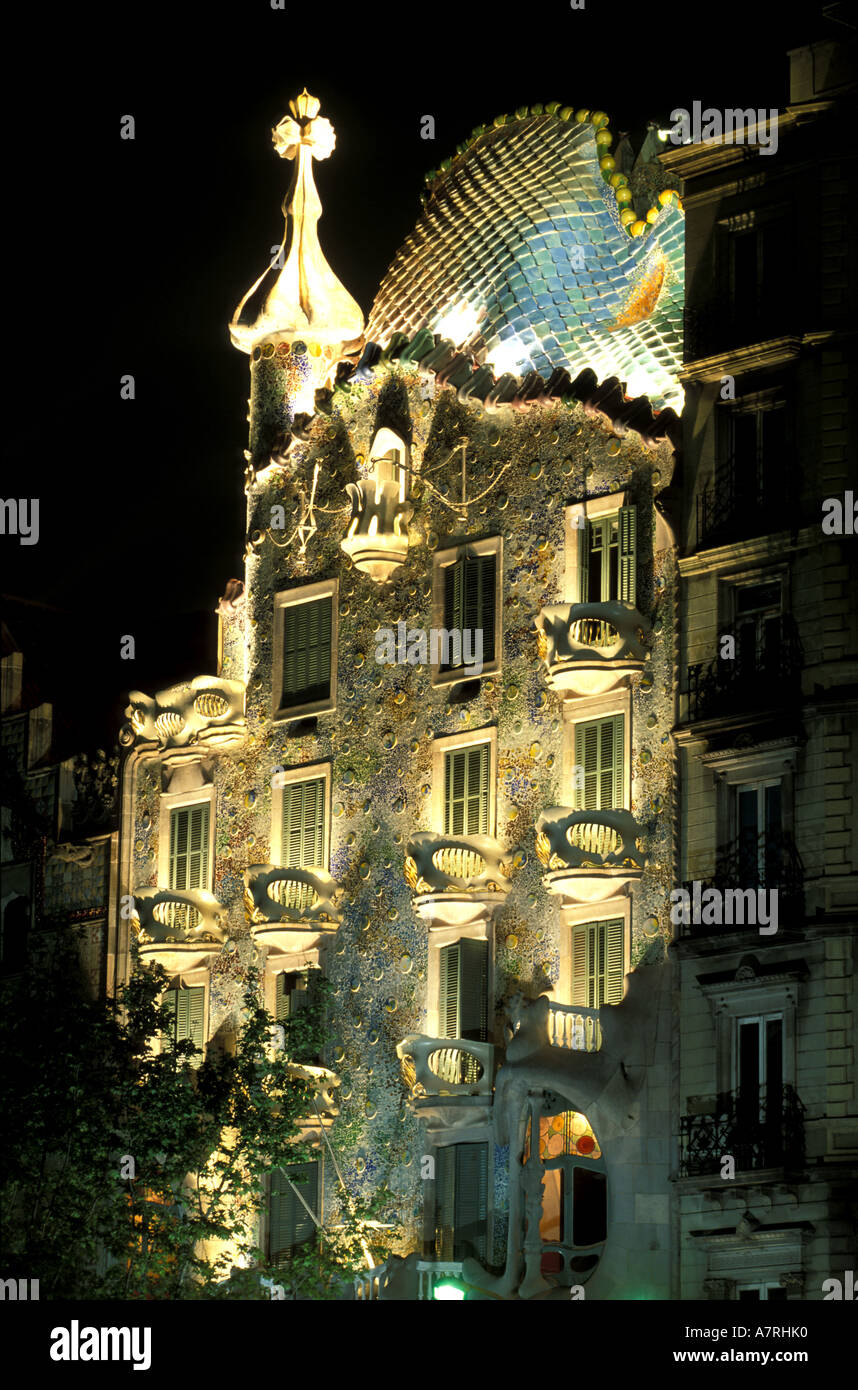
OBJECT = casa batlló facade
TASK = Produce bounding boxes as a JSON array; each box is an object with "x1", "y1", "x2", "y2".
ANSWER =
[{"x1": 109, "y1": 61, "x2": 855, "y2": 1300}]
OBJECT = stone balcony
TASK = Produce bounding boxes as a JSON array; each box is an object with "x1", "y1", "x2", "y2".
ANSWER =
[
  {"x1": 536, "y1": 601, "x2": 650, "y2": 696},
  {"x1": 546, "y1": 1001, "x2": 603, "y2": 1052},
  {"x1": 340, "y1": 479, "x2": 413, "y2": 582},
  {"x1": 132, "y1": 886, "x2": 228, "y2": 972},
  {"x1": 120, "y1": 676, "x2": 246, "y2": 752},
  {"x1": 535, "y1": 807, "x2": 647, "y2": 903},
  {"x1": 405, "y1": 832, "x2": 512, "y2": 928},
  {"x1": 396, "y1": 1034, "x2": 495, "y2": 1130},
  {"x1": 244, "y1": 865, "x2": 342, "y2": 954}
]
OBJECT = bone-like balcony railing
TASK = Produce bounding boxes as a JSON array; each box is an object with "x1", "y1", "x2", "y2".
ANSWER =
[
  {"x1": 340, "y1": 479, "x2": 413, "y2": 582},
  {"x1": 546, "y1": 1001, "x2": 603, "y2": 1052},
  {"x1": 120, "y1": 676, "x2": 246, "y2": 750},
  {"x1": 536, "y1": 602, "x2": 649, "y2": 693},
  {"x1": 132, "y1": 887, "x2": 228, "y2": 946},
  {"x1": 396, "y1": 1034, "x2": 494, "y2": 1097},
  {"x1": 536, "y1": 807, "x2": 646, "y2": 871},
  {"x1": 244, "y1": 865, "x2": 343, "y2": 925},
  {"x1": 404, "y1": 833, "x2": 512, "y2": 896}
]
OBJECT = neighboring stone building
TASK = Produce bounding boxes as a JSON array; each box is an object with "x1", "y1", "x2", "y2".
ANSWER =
[
  {"x1": 663, "y1": 37, "x2": 857, "y2": 1301},
  {"x1": 1, "y1": 627, "x2": 119, "y2": 996}
]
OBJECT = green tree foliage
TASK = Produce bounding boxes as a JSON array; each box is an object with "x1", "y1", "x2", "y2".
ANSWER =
[{"x1": 0, "y1": 935, "x2": 392, "y2": 1299}]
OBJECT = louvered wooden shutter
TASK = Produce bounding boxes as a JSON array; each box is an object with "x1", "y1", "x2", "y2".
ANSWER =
[
  {"x1": 275, "y1": 971, "x2": 290, "y2": 1022},
  {"x1": 439, "y1": 944, "x2": 460, "y2": 1039},
  {"x1": 281, "y1": 777, "x2": 325, "y2": 869},
  {"x1": 576, "y1": 516, "x2": 589, "y2": 603},
  {"x1": 165, "y1": 985, "x2": 204, "y2": 1045},
  {"x1": 162, "y1": 988, "x2": 178, "y2": 1041},
  {"x1": 478, "y1": 554, "x2": 496, "y2": 663},
  {"x1": 445, "y1": 745, "x2": 490, "y2": 835},
  {"x1": 458, "y1": 938, "x2": 488, "y2": 1042},
  {"x1": 269, "y1": 1162, "x2": 318, "y2": 1265},
  {"x1": 169, "y1": 804, "x2": 210, "y2": 891},
  {"x1": 604, "y1": 919, "x2": 624, "y2": 1004},
  {"x1": 435, "y1": 1146, "x2": 456, "y2": 1261},
  {"x1": 282, "y1": 597, "x2": 332, "y2": 703},
  {"x1": 571, "y1": 927, "x2": 588, "y2": 1007},
  {"x1": 575, "y1": 717, "x2": 623, "y2": 811},
  {"x1": 454, "y1": 1143, "x2": 488, "y2": 1260},
  {"x1": 618, "y1": 504, "x2": 637, "y2": 604},
  {"x1": 444, "y1": 558, "x2": 464, "y2": 634}
]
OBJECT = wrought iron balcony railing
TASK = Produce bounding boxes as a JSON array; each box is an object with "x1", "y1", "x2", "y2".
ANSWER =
[
  {"x1": 685, "y1": 618, "x2": 803, "y2": 724},
  {"x1": 681, "y1": 830, "x2": 804, "y2": 934},
  {"x1": 696, "y1": 457, "x2": 800, "y2": 550},
  {"x1": 678, "y1": 1084, "x2": 805, "y2": 1177}
]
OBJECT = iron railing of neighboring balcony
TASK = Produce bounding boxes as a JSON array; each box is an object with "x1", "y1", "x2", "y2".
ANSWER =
[
  {"x1": 685, "y1": 617, "x2": 803, "y2": 724},
  {"x1": 679, "y1": 1084, "x2": 805, "y2": 1177},
  {"x1": 681, "y1": 829, "x2": 804, "y2": 933},
  {"x1": 696, "y1": 457, "x2": 800, "y2": 549}
]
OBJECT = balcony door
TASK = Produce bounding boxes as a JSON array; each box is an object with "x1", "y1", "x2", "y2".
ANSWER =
[
  {"x1": 734, "y1": 581, "x2": 783, "y2": 680},
  {"x1": 578, "y1": 506, "x2": 636, "y2": 605},
  {"x1": 736, "y1": 779, "x2": 782, "y2": 886},
  {"x1": 574, "y1": 715, "x2": 624, "y2": 812},
  {"x1": 435, "y1": 1142, "x2": 488, "y2": 1261},
  {"x1": 736, "y1": 1013, "x2": 783, "y2": 1128}
]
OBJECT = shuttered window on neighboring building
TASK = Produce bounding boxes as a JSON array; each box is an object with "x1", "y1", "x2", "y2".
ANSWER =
[
  {"x1": 162, "y1": 985, "x2": 205, "y2": 1048},
  {"x1": 435, "y1": 1142, "x2": 488, "y2": 1261},
  {"x1": 281, "y1": 597, "x2": 333, "y2": 706},
  {"x1": 574, "y1": 715, "x2": 624, "y2": 811},
  {"x1": 578, "y1": 505, "x2": 636, "y2": 605},
  {"x1": 439, "y1": 939, "x2": 488, "y2": 1042},
  {"x1": 442, "y1": 552, "x2": 497, "y2": 668},
  {"x1": 571, "y1": 920, "x2": 624, "y2": 1008},
  {"x1": 169, "y1": 803, "x2": 210, "y2": 892},
  {"x1": 280, "y1": 776, "x2": 326, "y2": 869},
  {"x1": 269, "y1": 1161, "x2": 319, "y2": 1267},
  {"x1": 444, "y1": 744, "x2": 490, "y2": 836}
]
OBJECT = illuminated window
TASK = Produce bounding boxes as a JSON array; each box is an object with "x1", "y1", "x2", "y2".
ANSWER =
[
  {"x1": 444, "y1": 743, "x2": 490, "y2": 836},
  {"x1": 169, "y1": 803, "x2": 210, "y2": 892},
  {"x1": 573, "y1": 716, "x2": 624, "y2": 811},
  {"x1": 571, "y1": 919, "x2": 625, "y2": 1008}
]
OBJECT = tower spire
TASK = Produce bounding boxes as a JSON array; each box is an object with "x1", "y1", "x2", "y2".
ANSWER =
[{"x1": 230, "y1": 89, "x2": 364, "y2": 354}]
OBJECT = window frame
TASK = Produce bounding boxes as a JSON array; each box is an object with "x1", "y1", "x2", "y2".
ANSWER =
[
  {"x1": 271, "y1": 762, "x2": 331, "y2": 871},
  {"x1": 158, "y1": 783, "x2": 216, "y2": 894},
  {"x1": 431, "y1": 537, "x2": 502, "y2": 686},
  {"x1": 272, "y1": 578, "x2": 339, "y2": 722},
  {"x1": 431, "y1": 727, "x2": 498, "y2": 839},
  {"x1": 565, "y1": 491, "x2": 636, "y2": 606}
]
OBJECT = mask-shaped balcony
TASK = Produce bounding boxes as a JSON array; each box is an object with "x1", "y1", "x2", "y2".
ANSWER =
[
  {"x1": 405, "y1": 832, "x2": 512, "y2": 928},
  {"x1": 244, "y1": 865, "x2": 342, "y2": 954},
  {"x1": 535, "y1": 807, "x2": 646, "y2": 903},
  {"x1": 396, "y1": 1034, "x2": 495, "y2": 1130},
  {"x1": 132, "y1": 887, "x2": 228, "y2": 972},
  {"x1": 120, "y1": 676, "x2": 246, "y2": 752},
  {"x1": 536, "y1": 602, "x2": 650, "y2": 696},
  {"x1": 340, "y1": 479, "x2": 413, "y2": 583}
]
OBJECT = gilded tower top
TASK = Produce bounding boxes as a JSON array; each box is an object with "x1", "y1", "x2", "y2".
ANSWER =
[{"x1": 229, "y1": 90, "x2": 365, "y2": 353}]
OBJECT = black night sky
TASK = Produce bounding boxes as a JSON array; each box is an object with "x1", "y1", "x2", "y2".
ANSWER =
[{"x1": 4, "y1": 1, "x2": 824, "y2": 748}]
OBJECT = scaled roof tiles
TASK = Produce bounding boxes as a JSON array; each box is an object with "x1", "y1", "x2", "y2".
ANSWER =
[{"x1": 365, "y1": 114, "x2": 684, "y2": 411}]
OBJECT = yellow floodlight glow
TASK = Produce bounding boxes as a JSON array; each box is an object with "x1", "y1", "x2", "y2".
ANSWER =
[{"x1": 434, "y1": 302, "x2": 480, "y2": 345}]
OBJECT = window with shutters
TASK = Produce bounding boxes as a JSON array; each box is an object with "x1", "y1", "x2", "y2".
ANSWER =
[
  {"x1": 432, "y1": 539, "x2": 502, "y2": 682},
  {"x1": 161, "y1": 984, "x2": 206, "y2": 1049},
  {"x1": 439, "y1": 939, "x2": 488, "y2": 1041},
  {"x1": 573, "y1": 715, "x2": 625, "y2": 811},
  {"x1": 444, "y1": 743, "x2": 490, "y2": 837},
  {"x1": 277, "y1": 774, "x2": 327, "y2": 870},
  {"x1": 434, "y1": 1142, "x2": 488, "y2": 1261},
  {"x1": 268, "y1": 1161, "x2": 319, "y2": 1267},
  {"x1": 169, "y1": 803, "x2": 211, "y2": 892},
  {"x1": 567, "y1": 498, "x2": 636, "y2": 606},
  {"x1": 570, "y1": 919, "x2": 625, "y2": 1007},
  {"x1": 273, "y1": 580, "x2": 338, "y2": 719}
]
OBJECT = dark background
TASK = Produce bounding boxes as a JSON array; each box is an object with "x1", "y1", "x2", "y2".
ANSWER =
[{"x1": 3, "y1": 0, "x2": 835, "y2": 747}]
